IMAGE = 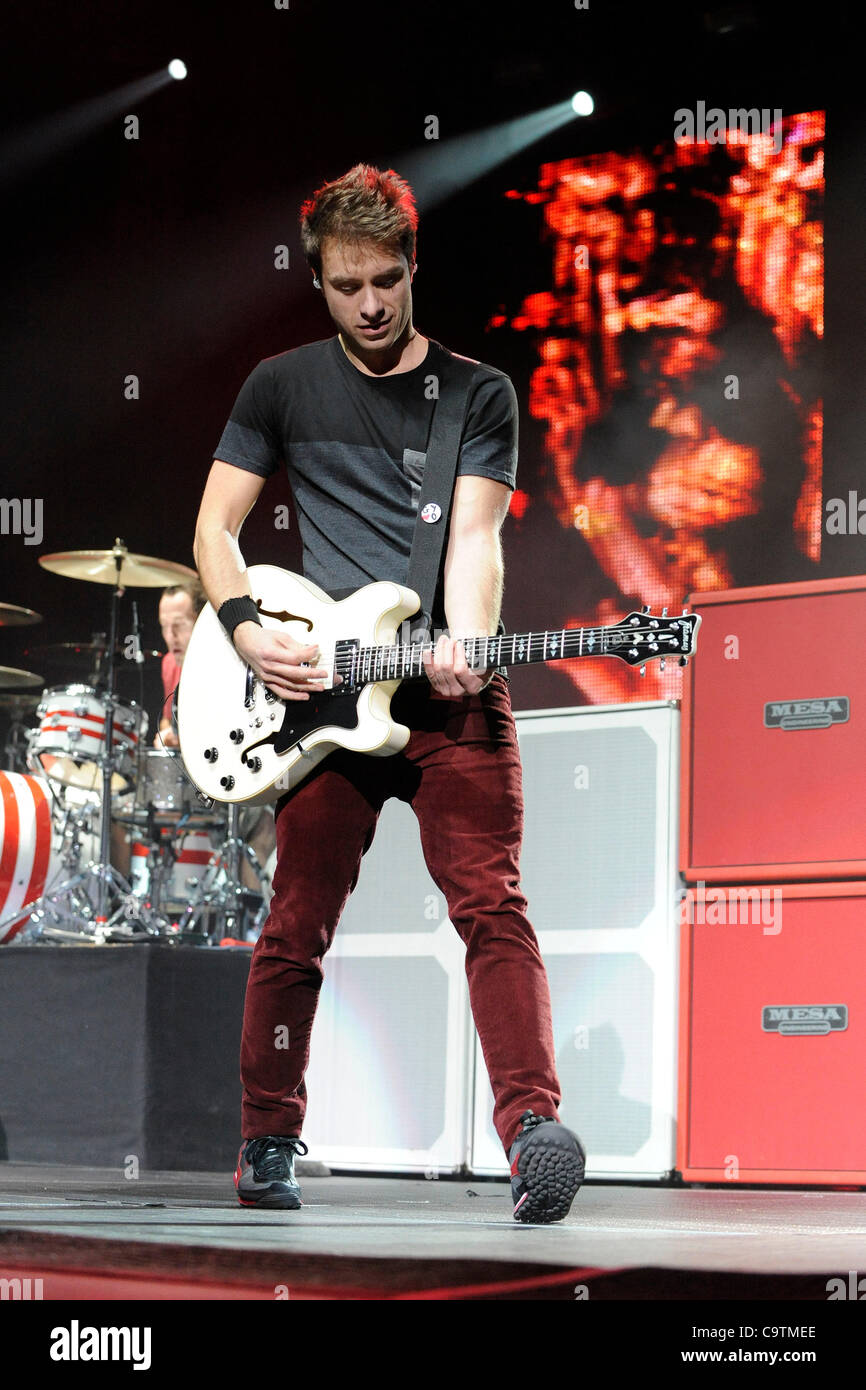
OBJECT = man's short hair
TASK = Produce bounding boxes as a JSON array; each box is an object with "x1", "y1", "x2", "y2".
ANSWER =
[
  {"x1": 160, "y1": 579, "x2": 206, "y2": 616},
  {"x1": 299, "y1": 164, "x2": 418, "y2": 278}
]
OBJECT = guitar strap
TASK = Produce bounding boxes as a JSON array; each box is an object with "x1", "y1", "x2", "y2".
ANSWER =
[{"x1": 404, "y1": 349, "x2": 483, "y2": 641}]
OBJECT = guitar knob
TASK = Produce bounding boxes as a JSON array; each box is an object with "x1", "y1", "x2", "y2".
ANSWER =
[
  {"x1": 229, "y1": 729, "x2": 244, "y2": 744},
  {"x1": 247, "y1": 757, "x2": 262, "y2": 773},
  {"x1": 219, "y1": 775, "x2": 235, "y2": 791},
  {"x1": 203, "y1": 747, "x2": 218, "y2": 762}
]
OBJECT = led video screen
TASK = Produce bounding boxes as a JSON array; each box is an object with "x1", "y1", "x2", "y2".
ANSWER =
[{"x1": 498, "y1": 111, "x2": 823, "y2": 707}]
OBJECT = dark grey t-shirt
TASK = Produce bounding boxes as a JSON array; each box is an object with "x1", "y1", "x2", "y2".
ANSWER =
[{"x1": 213, "y1": 335, "x2": 518, "y2": 604}]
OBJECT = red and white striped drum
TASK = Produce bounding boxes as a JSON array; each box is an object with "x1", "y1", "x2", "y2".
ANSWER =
[
  {"x1": 28, "y1": 684, "x2": 146, "y2": 796},
  {"x1": 129, "y1": 830, "x2": 217, "y2": 914},
  {"x1": 0, "y1": 771, "x2": 61, "y2": 943}
]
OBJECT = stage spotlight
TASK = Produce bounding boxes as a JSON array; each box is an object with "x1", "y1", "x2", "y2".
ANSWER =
[
  {"x1": 1, "y1": 66, "x2": 182, "y2": 186},
  {"x1": 571, "y1": 91, "x2": 594, "y2": 117}
]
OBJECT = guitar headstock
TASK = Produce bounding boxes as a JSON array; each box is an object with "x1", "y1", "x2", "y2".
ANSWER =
[{"x1": 610, "y1": 607, "x2": 702, "y2": 668}]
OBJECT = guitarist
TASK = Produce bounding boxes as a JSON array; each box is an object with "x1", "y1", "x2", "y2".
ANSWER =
[{"x1": 192, "y1": 164, "x2": 585, "y2": 1223}]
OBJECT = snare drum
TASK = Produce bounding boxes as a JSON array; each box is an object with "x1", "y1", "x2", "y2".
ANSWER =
[
  {"x1": 0, "y1": 771, "x2": 62, "y2": 942},
  {"x1": 28, "y1": 684, "x2": 147, "y2": 796},
  {"x1": 136, "y1": 749, "x2": 196, "y2": 815}
]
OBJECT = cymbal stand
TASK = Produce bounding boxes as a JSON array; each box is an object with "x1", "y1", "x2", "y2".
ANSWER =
[
  {"x1": 81, "y1": 540, "x2": 163, "y2": 937},
  {"x1": 93, "y1": 546, "x2": 122, "y2": 924}
]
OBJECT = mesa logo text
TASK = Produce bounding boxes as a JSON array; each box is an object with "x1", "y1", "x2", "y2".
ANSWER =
[
  {"x1": 764, "y1": 697, "x2": 848, "y2": 731},
  {"x1": 763, "y1": 1004, "x2": 847, "y2": 1036},
  {"x1": 50, "y1": 1321, "x2": 152, "y2": 1371}
]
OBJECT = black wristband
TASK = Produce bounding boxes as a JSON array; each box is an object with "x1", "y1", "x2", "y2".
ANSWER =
[{"x1": 218, "y1": 595, "x2": 262, "y2": 641}]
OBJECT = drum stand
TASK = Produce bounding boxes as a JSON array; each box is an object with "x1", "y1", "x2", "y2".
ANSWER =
[
  {"x1": 0, "y1": 777, "x2": 163, "y2": 943},
  {"x1": 3, "y1": 704, "x2": 34, "y2": 773},
  {"x1": 170, "y1": 804, "x2": 270, "y2": 944}
]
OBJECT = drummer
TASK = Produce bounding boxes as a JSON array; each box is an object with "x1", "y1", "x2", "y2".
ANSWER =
[
  {"x1": 154, "y1": 578, "x2": 275, "y2": 890},
  {"x1": 155, "y1": 580, "x2": 206, "y2": 748}
]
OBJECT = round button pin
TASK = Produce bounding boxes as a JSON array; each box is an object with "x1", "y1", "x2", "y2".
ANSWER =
[{"x1": 421, "y1": 503, "x2": 442, "y2": 524}]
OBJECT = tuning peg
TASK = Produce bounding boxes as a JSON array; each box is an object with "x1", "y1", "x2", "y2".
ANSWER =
[
  {"x1": 639, "y1": 664, "x2": 646, "y2": 676},
  {"x1": 679, "y1": 656, "x2": 689, "y2": 667}
]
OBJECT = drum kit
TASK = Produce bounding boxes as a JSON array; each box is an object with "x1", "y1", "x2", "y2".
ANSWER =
[{"x1": 0, "y1": 540, "x2": 272, "y2": 947}]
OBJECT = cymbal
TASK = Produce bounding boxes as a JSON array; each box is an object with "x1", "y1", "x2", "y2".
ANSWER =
[
  {"x1": 39, "y1": 540, "x2": 197, "y2": 589},
  {"x1": 27, "y1": 641, "x2": 163, "y2": 663},
  {"x1": 0, "y1": 602, "x2": 42, "y2": 627},
  {"x1": 0, "y1": 690, "x2": 41, "y2": 712},
  {"x1": 0, "y1": 665, "x2": 43, "y2": 690}
]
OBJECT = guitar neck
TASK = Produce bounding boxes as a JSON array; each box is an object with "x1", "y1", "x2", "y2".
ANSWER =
[{"x1": 348, "y1": 626, "x2": 639, "y2": 683}]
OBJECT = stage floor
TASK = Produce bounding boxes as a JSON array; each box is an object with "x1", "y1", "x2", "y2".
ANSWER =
[{"x1": 1, "y1": 1162, "x2": 865, "y2": 1300}]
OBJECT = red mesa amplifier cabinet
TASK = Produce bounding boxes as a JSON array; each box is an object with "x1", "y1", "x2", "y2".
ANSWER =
[
  {"x1": 678, "y1": 880, "x2": 866, "y2": 1184},
  {"x1": 681, "y1": 575, "x2": 866, "y2": 883}
]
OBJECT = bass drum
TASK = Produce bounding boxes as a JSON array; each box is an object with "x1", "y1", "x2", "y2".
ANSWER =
[{"x1": 0, "y1": 771, "x2": 62, "y2": 943}]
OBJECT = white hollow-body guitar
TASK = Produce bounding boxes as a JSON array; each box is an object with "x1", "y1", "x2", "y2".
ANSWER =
[{"x1": 177, "y1": 565, "x2": 701, "y2": 805}]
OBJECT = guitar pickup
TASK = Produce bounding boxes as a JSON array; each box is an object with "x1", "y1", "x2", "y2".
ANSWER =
[{"x1": 334, "y1": 638, "x2": 360, "y2": 691}]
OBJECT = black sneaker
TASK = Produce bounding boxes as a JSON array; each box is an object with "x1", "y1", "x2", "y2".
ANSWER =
[
  {"x1": 234, "y1": 1135, "x2": 308, "y2": 1209},
  {"x1": 508, "y1": 1110, "x2": 585, "y2": 1224}
]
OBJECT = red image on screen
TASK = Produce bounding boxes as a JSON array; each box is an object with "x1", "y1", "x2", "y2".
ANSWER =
[{"x1": 497, "y1": 111, "x2": 823, "y2": 707}]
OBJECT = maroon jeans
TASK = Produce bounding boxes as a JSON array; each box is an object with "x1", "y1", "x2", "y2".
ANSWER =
[{"x1": 239, "y1": 674, "x2": 561, "y2": 1155}]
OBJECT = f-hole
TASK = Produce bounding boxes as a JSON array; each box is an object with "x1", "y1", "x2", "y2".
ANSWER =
[{"x1": 255, "y1": 598, "x2": 314, "y2": 631}]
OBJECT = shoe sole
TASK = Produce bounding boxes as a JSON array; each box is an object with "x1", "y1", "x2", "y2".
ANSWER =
[
  {"x1": 513, "y1": 1127, "x2": 585, "y2": 1224},
  {"x1": 237, "y1": 1193, "x2": 302, "y2": 1210},
  {"x1": 235, "y1": 1182, "x2": 302, "y2": 1210}
]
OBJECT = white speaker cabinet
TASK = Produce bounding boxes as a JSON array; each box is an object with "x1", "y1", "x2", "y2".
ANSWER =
[
  {"x1": 471, "y1": 700, "x2": 681, "y2": 1181},
  {"x1": 302, "y1": 699, "x2": 681, "y2": 1181},
  {"x1": 301, "y1": 794, "x2": 474, "y2": 1174}
]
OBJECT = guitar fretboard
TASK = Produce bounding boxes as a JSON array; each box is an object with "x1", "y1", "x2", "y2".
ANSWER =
[{"x1": 333, "y1": 625, "x2": 664, "y2": 685}]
